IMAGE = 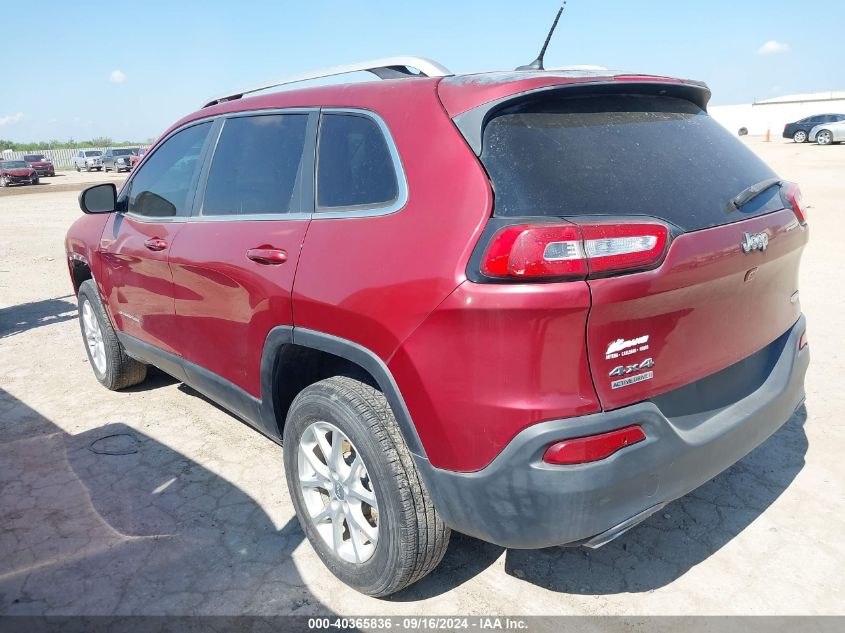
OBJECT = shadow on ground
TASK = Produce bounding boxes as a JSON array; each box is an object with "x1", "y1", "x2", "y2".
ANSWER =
[
  {"x1": 396, "y1": 405, "x2": 808, "y2": 599},
  {"x1": 0, "y1": 388, "x2": 327, "y2": 616},
  {"x1": 0, "y1": 296, "x2": 77, "y2": 339}
]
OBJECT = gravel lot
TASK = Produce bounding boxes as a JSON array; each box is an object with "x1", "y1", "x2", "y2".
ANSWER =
[
  {"x1": 0, "y1": 138, "x2": 843, "y2": 617},
  {"x1": 0, "y1": 169, "x2": 126, "y2": 197}
]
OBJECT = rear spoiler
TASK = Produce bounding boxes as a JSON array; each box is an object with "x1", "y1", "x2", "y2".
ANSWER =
[{"x1": 452, "y1": 79, "x2": 711, "y2": 156}]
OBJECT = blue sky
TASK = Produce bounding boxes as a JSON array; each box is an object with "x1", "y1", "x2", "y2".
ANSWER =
[{"x1": 2, "y1": 0, "x2": 843, "y2": 142}]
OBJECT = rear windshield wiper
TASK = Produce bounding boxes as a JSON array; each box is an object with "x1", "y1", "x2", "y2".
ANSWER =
[{"x1": 727, "y1": 177, "x2": 782, "y2": 211}]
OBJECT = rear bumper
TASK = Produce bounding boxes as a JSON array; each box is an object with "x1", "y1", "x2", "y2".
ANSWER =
[{"x1": 416, "y1": 315, "x2": 808, "y2": 549}]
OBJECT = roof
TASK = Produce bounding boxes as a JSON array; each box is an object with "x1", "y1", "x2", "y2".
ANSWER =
[{"x1": 162, "y1": 63, "x2": 709, "y2": 143}]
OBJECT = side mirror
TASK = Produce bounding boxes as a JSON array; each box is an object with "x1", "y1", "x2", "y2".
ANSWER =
[{"x1": 79, "y1": 183, "x2": 117, "y2": 214}]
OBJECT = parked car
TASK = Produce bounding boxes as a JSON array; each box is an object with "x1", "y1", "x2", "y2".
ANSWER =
[
  {"x1": 102, "y1": 148, "x2": 138, "y2": 173},
  {"x1": 22, "y1": 154, "x2": 55, "y2": 177},
  {"x1": 809, "y1": 118, "x2": 845, "y2": 145},
  {"x1": 65, "y1": 58, "x2": 809, "y2": 597},
  {"x1": 73, "y1": 150, "x2": 103, "y2": 172},
  {"x1": 0, "y1": 160, "x2": 39, "y2": 186},
  {"x1": 783, "y1": 113, "x2": 845, "y2": 143},
  {"x1": 128, "y1": 146, "x2": 148, "y2": 170}
]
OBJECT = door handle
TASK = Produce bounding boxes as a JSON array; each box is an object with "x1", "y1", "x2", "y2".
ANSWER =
[
  {"x1": 144, "y1": 238, "x2": 168, "y2": 251},
  {"x1": 247, "y1": 247, "x2": 288, "y2": 265}
]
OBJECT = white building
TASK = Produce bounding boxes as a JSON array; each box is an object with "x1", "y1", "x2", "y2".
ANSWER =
[{"x1": 709, "y1": 91, "x2": 845, "y2": 137}]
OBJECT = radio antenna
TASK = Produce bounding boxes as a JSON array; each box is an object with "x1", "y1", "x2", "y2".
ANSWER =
[{"x1": 515, "y1": 2, "x2": 566, "y2": 71}]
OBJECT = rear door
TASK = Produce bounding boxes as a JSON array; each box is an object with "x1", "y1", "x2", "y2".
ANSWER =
[
  {"x1": 99, "y1": 121, "x2": 213, "y2": 355},
  {"x1": 478, "y1": 93, "x2": 808, "y2": 410},
  {"x1": 168, "y1": 110, "x2": 317, "y2": 397}
]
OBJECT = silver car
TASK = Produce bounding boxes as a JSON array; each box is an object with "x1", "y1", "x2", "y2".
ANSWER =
[
  {"x1": 73, "y1": 150, "x2": 103, "y2": 172},
  {"x1": 809, "y1": 119, "x2": 845, "y2": 145}
]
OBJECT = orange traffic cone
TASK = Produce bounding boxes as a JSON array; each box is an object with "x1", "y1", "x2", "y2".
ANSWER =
[{"x1": 765, "y1": 128, "x2": 771, "y2": 142}]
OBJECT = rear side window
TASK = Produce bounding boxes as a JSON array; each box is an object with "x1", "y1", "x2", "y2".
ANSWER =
[
  {"x1": 202, "y1": 114, "x2": 309, "y2": 216},
  {"x1": 317, "y1": 113, "x2": 398, "y2": 210},
  {"x1": 128, "y1": 122, "x2": 211, "y2": 218},
  {"x1": 480, "y1": 95, "x2": 781, "y2": 231}
]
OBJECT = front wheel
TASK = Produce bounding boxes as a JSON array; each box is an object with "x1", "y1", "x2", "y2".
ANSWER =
[
  {"x1": 817, "y1": 129, "x2": 834, "y2": 145},
  {"x1": 793, "y1": 130, "x2": 807, "y2": 143},
  {"x1": 77, "y1": 280, "x2": 147, "y2": 390},
  {"x1": 284, "y1": 376, "x2": 450, "y2": 597}
]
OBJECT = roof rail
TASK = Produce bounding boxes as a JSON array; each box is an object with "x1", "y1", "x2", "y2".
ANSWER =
[{"x1": 201, "y1": 56, "x2": 452, "y2": 108}]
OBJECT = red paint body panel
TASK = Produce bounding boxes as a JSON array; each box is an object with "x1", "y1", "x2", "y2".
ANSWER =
[
  {"x1": 65, "y1": 213, "x2": 111, "y2": 289},
  {"x1": 389, "y1": 281, "x2": 600, "y2": 471},
  {"x1": 586, "y1": 210, "x2": 807, "y2": 410},
  {"x1": 292, "y1": 81, "x2": 492, "y2": 362},
  {"x1": 98, "y1": 214, "x2": 184, "y2": 355},
  {"x1": 168, "y1": 220, "x2": 309, "y2": 396},
  {"x1": 436, "y1": 71, "x2": 701, "y2": 117}
]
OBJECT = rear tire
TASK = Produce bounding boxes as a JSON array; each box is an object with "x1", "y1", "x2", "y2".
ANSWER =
[
  {"x1": 817, "y1": 129, "x2": 834, "y2": 146},
  {"x1": 284, "y1": 376, "x2": 450, "y2": 597},
  {"x1": 77, "y1": 280, "x2": 147, "y2": 390},
  {"x1": 793, "y1": 130, "x2": 807, "y2": 143}
]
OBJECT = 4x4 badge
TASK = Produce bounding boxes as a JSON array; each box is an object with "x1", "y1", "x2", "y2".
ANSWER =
[
  {"x1": 609, "y1": 357, "x2": 654, "y2": 377},
  {"x1": 742, "y1": 231, "x2": 769, "y2": 253}
]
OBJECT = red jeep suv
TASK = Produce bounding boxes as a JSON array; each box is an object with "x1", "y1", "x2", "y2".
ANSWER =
[{"x1": 65, "y1": 58, "x2": 809, "y2": 597}]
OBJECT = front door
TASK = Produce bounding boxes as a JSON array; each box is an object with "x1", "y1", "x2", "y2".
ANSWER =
[
  {"x1": 98, "y1": 120, "x2": 214, "y2": 355},
  {"x1": 168, "y1": 111, "x2": 317, "y2": 397}
]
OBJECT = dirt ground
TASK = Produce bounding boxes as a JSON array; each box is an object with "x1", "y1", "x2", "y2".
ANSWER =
[
  {"x1": 0, "y1": 169, "x2": 126, "y2": 197},
  {"x1": 0, "y1": 137, "x2": 843, "y2": 617}
]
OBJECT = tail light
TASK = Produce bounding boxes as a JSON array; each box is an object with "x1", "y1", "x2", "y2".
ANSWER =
[
  {"x1": 543, "y1": 425, "x2": 646, "y2": 465},
  {"x1": 782, "y1": 182, "x2": 807, "y2": 225},
  {"x1": 480, "y1": 221, "x2": 670, "y2": 281}
]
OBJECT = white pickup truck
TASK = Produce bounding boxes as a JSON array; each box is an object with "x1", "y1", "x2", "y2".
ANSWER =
[{"x1": 73, "y1": 150, "x2": 103, "y2": 172}]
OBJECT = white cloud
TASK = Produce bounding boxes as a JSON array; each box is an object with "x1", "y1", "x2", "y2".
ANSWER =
[
  {"x1": 0, "y1": 112, "x2": 24, "y2": 126},
  {"x1": 109, "y1": 69, "x2": 126, "y2": 84},
  {"x1": 757, "y1": 40, "x2": 789, "y2": 55}
]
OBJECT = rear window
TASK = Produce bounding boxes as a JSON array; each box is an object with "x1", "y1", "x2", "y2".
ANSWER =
[
  {"x1": 202, "y1": 114, "x2": 309, "y2": 216},
  {"x1": 317, "y1": 113, "x2": 398, "y2": 210},
  {"x1": 480, "y1": 95, "x2": 782, "y2": 231},
  {"x1": 23, "y1": 155, "x2": 43, "y2": 161}
]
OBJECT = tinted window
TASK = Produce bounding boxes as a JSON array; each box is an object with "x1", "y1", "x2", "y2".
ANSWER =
[
  {"x1": 317, "y1": 114, "x2": 398, "y2": 209},
  {"x1": 128, "y1": 122, "x2": 211, "y2": 218},
  {"x1": 23, "y1": 155, "x2": 43, "y2": 161},
  {"x1": 202, "y1": 114, "x2": 309, "y2": 216},
  {"x1": 480, "y1": 95, "x2": 781, "y2": 232}
]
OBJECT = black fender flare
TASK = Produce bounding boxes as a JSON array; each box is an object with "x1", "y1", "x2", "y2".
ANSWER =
[{"x1": 259, "y1": 326, "x2": 427, "y2": 459}]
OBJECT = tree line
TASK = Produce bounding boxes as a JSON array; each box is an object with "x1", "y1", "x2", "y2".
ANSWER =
[{"x1": 0, "y1": 137, "x2": 154, "y2": 151}]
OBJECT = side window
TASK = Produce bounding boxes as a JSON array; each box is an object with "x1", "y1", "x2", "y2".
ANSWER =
[
  {"x1": 317, "y1": 113, "x2": 399, "y2": 210},
  {"x1": 127, "y1": 122, "x2": 211, "y2": 218},
  {"x1": 202, "y1": 114, "x2": 309, "y2": 216}
]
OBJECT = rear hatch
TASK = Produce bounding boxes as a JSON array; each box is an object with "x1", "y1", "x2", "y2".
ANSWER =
[{"x1": 473, "y1": 88, "x2": 808, "y2": 410}]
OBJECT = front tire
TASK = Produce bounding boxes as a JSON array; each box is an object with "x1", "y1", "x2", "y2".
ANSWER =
[
  {"x1": 793, "y1": 130, "x2": 807, "y2": 143},
  {"x1": 77, "y1": 280, "x2": 147, "y2": 390},
  {"x1": 284, "y1": 376, "x2": 450, "y2": 597},
  {"x1": 817, "y1": 129, "x2": 834, "y2": 146}
]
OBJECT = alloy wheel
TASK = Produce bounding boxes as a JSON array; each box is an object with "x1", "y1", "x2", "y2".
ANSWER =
[
  {"x1": 297, "y1": 420, "x2": 379, "y2": 564},
  {"x1": 818, "y1": 130, "x2": 833, "y2": 145},
  {"x1": 81, "y1": 299, "x2": 107, "y2": 374}
]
